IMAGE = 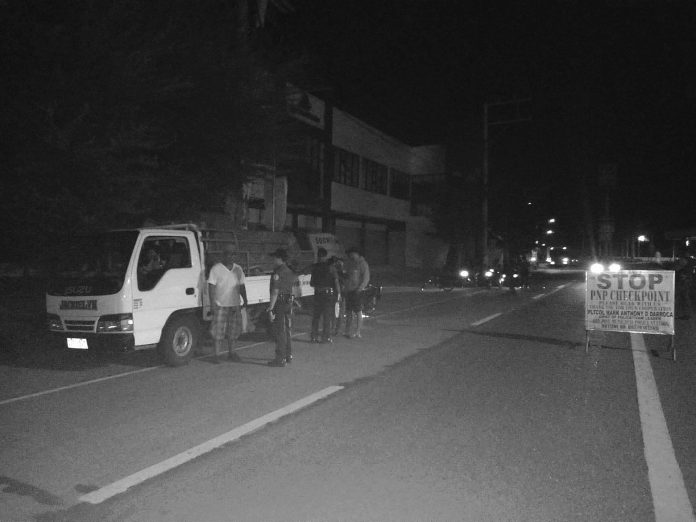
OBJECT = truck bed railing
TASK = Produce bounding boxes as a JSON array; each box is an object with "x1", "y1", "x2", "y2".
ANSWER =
[{"x1": 150, "y1": 223, "x2": 314, "y2": 274}]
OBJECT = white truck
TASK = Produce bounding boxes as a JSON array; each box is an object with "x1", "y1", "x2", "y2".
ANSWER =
[{"x1": 45, "y1": 224, "x2": 313, "y2": 366}]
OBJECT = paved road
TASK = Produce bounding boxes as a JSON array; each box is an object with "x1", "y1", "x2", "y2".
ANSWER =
[{"x1": 1, "y1": 271, "x2": 695, "y2": 521}]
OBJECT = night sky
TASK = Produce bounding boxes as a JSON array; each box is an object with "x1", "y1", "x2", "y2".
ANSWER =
[
  {"x1": 2, "y1": 1, "x2": 695, "y2": 260},
  {"x1": 286, "y1": 1, "x2": 696, "y2": 245}
]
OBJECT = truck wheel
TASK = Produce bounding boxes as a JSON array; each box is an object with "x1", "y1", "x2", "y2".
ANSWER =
[{"x1": 159, "y1": 316, "x2": 198, "y2": 366}]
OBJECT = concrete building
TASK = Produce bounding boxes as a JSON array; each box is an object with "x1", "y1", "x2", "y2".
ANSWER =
[{"x1": 245, "y1": 86, "x2": 450, "y2": 269}]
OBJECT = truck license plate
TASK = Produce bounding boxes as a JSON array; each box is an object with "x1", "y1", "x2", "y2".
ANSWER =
[{"x1": 67, "y1": 338, "x2": 88, "y2": 349}]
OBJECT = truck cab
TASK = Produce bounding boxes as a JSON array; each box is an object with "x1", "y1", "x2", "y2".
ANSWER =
[{"x1": 46, "y1": 228, "x2": 207, "y2": 365}]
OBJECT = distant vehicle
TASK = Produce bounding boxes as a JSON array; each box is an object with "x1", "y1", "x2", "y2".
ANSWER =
[
  {"x1": 589, "y1": 260, "x2": 623, "y2": 273},
  {"x1": 421, "y1": 266, "x2": 474, "y2": 292},
  {"x1": 474, "y1": 266, "x2": 506, "y2": 288},
  {"x1": 547, "y1": 251, "x2": 580, "y2": 267}
]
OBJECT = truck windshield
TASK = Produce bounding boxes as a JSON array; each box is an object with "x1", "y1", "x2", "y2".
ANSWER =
[{"x1": 46, "y1": 231, "x2": 138, "y2": 296}]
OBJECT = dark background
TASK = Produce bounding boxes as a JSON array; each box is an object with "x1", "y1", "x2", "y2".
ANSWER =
[
  {"x1": 290, "y1": 1, "x2": 695, "y2": 246},
  {"x1": 2, "y1": 0, "x2": 694, "y2": 264}
]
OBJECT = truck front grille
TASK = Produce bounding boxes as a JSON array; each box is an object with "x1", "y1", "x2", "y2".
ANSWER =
[{"x1": 64, "y1": 320, "x2": 96, "y2": 332}]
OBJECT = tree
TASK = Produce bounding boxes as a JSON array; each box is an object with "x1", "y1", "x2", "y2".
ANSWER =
[{"x1": 1, "y1": 0, "x2": 306, "y2": 264}]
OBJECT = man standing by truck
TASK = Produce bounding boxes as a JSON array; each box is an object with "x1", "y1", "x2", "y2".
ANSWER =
[
  {"x1": 208, "y1": 246, "x2": 248, "y2": 363},
  {"x1": 266, "y1": 248, "x2": 296, "y2": 367},
  {"x1": 343, "y1": 247, "x2": 370, "y2": 339}
]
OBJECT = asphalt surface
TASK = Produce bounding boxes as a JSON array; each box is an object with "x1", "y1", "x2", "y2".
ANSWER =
[{"x1": 1, "y1": 270, "x2": 695, "y2": 521}]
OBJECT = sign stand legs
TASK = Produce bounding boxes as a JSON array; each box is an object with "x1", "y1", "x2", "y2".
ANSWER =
[
  {"x1": 585, "y1": 330, "x2": 590, "y2": 353},
  {"x1": 670, "y1": 335, "x2": 676, "y2": 362}
]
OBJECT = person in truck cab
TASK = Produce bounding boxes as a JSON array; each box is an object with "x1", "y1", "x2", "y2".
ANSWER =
[
  {"x1": 137, "y1": 247, "x2": 164, "y2": 290},
  {"x1": 140, "y1": 247, "x2": 163, "y2": 273}
]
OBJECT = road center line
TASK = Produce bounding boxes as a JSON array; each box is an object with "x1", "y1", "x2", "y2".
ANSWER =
[
  {"x1": 0, "y1": 366, "x2": 163, "y2": 406},
  {"x1": 79, "y1": 385, "x2": 344, "y2": 504},
  {"x1": 630, "y1": 333, "x2": 695, "y2": 522},
  {"x1": 471, "y1": 313, "x2": 502, "y2": 326}
]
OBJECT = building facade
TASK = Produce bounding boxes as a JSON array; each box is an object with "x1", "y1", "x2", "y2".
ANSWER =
[{"x1": 246, "y1": 86, "x2": 450, "y2": 269}]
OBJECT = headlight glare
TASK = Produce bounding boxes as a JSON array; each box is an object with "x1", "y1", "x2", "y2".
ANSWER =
[
  {"x1": 97, "y1": 313, "x2": 134, "y2": 333},
  {"x1": 47, "y1": 313, "x2": 64, "y2": 332}
]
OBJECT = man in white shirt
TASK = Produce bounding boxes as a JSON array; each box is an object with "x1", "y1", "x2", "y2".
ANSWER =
[{"x1": 208, "y1": 246, "x2": 248, "y2": 363}]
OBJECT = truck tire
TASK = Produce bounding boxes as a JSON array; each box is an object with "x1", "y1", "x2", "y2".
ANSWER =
[{"x1": 158, "y1": 315, "x2": 199, "y2": 366}]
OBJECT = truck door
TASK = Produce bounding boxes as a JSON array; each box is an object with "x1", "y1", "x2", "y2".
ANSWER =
[{"x1": 131, "y1": 233, "x2": 202, "y2": 346}]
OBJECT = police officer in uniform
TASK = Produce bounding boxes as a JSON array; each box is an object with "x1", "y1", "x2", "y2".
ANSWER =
[
  {"x1": 266, "y1": 248, "x2": 296, "y2": 367},
  {"x1": 310, "y1": 247, "x2": 341, "y2": 343}
]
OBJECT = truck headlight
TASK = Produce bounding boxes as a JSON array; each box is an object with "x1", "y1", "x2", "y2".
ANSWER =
[
  {"x1": 459, "y1": 269, "x2": 469, "y2": 278},
  {"x1": 46, "y1": 313, "x2": 64, "y2": 332},
  {"x1": 97, "y1": 313, "x2": 134, "y2": 332}
]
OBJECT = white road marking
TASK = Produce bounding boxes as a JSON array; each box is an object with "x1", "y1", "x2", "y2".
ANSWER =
[
  {"x1": 79, "y1": 385, "x2": 344, "y2": 504},
  {"x1": 471, "y1": 313, "x2": 502, "y2": 326},
  {"x1": 0, "y1": 337, "x2": 282, "y2": 407},
  {"x1": 0, "y1": 366, "x2": 162, "y2": 406},
  {"x1": 630, "y1": 333, "x2": 695, "y2": 522}
]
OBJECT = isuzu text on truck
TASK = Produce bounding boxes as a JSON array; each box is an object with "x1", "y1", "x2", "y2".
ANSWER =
[{"x1": 45, "y1": 224, "x2": 313, "y2": 366}]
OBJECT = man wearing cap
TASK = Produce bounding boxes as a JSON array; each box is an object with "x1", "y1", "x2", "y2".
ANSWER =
[
  {"x1": 208, "y1": 246, "x2": 248, "y2": 363},
  {"x1": 343, "y1": 247, "x2": 370, "y2": 338},
  {"x1": 266, "y1": 248, "x2": 297, "y2": 367},
  {"x1": 310, "y1": 247, "x2": 341, "y2": 343}
]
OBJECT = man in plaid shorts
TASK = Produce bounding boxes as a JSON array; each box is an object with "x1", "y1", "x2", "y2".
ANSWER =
[{"x1": 208, "y1": 246, "x2": 248, "y2": 363}]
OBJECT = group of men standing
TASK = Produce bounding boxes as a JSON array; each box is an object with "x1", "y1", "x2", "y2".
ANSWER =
[
  {"x1": 309, "y1": 246, "x2": 371, "y2": 343},
  {"x1": 206, "y1": 244, "x2": 370, "y2": 368}
]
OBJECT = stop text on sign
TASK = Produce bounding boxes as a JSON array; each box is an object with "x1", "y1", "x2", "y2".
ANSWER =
[{"x1": 595, "y1": 272, "x2": 663, "y2": 290}]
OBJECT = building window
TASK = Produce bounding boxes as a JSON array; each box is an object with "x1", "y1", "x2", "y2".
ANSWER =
[
  {"x1": 334, "y1": 147, "x2": 361, "y2": 188},
  {"x1": 306, "y1": 136, "x2": 324, "y2": 176},
  {"x1": 364, "y1": 158, "x2": 388, "y2": 194},
  {"x1": 390, "y1": 169, "x2": 410, "y2": 200}
]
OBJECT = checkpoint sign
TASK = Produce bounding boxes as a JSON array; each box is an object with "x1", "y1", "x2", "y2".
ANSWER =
[{"x1": 585, "y1": 270, "x2": 675, "y2": 335}]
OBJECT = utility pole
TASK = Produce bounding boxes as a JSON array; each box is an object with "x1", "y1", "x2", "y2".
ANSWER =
[{"x1": 482, "y1": 98, "x2": 531, "y2": 269}]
